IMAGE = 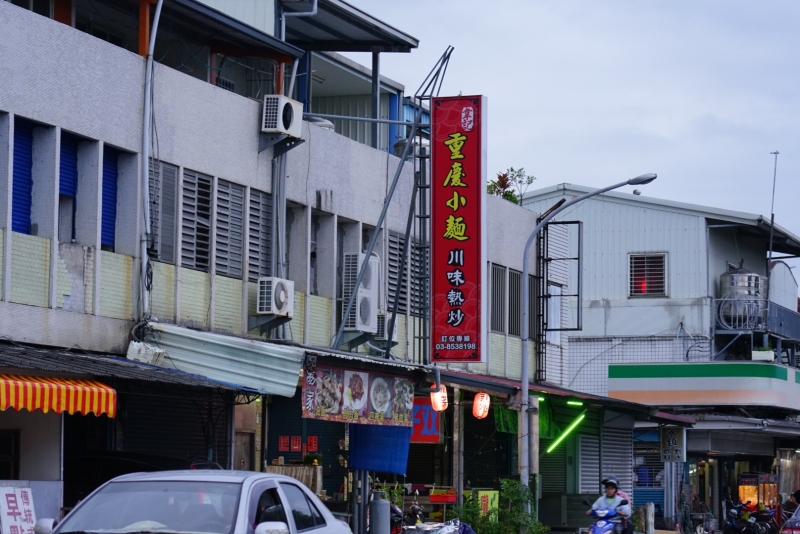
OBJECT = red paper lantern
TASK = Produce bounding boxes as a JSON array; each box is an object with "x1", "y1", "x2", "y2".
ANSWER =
[
  {"x1": 430, "y1": 384, "x2": 448, "y2": 412},
  {"x1": 473, "y1": 392, "x2": 491, "y2": 419}
]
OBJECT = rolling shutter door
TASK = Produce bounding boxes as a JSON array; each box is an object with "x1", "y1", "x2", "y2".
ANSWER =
[
  {"x1": 388, "y1": 231, "x2": 408, "y2": 314},
  {"x1": 602, "y1": 427, "x2": 634, "y2": 499},
  {"x1": 123, "y1": 394, "x2": 230, "y2": 466},
  {"x1": 59, "y1": 133, "x2": 79, "y2": 197},
  {"x1": 539, "y1": 437, "x2": 567, "y2": 493},
  {"x1": 248, "y1": 189, "x2": 272, "y2": 282},
  {"x1": 182, "y1": 170, "x2": 213, "y2": 271},
  {"x1": 215, "y1": 179, "x2": 244, "y2": 278},
  {"x1": 101, "y1": 147, "x2": 119, "y2": 248},
  {"x1": 579, "y1": 434, "x2": 601, "y2": 493},
  {"x1": 12, "y1": 120, "x2": 33, "y2": 235}
]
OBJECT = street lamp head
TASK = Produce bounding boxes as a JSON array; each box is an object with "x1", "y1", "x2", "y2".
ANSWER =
[{"x1": 627, "y1": 173, "x2": 657, "y2": 185}]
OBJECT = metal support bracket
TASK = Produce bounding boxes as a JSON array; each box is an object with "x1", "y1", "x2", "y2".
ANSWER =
[
  {"x1": 274, "y1": 137, "x2": 306, "y2": 157},
  {"x1": 247, "y1": 314, "x2": 292, "y2": 334},
  {"x1": 259, "y1": 133, "x2": 288, "y2": 152},
  {"x1": 336, "y1": 331, "x2": 375, "y2": 351}
]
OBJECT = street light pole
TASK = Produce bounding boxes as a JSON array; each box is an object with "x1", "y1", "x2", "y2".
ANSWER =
[{"x1": 518, "y1": 174, "x2": 657, "y2": 490}]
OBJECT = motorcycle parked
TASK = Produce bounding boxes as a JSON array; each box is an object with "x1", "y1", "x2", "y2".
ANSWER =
[
  {"x1": 724, "y1": 501, "x2": 765, "y2": 534},
  {"x1": 582, "y1": 499, "x2": 630, "y2": 534}
]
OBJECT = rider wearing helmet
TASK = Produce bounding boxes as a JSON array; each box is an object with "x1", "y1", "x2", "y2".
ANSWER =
[{"x1": 586, "y1": 476, "x2": 632, "y2": 534}]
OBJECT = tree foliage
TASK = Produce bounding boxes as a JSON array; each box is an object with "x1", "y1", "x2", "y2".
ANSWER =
[
  {"x1": 449, "y1": 479, "x2": 549, "y2": 534},
  {"x1": 487, "y1": 168, "x2": 536, "y2": 205}
]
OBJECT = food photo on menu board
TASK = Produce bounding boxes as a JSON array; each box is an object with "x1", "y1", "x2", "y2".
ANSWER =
[{"x1": 301, "y1": 363, "x2": 412, "y2": 427}]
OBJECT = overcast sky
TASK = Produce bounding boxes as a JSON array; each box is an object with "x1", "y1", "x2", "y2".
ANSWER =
[{"x1": 343, "y1": 0, "x2": 800, "y2": 238}]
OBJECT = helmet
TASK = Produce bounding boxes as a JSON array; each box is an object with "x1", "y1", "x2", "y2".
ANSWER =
[{"x1": 602, "y1": 476, "x2": 620, "y2": 490}]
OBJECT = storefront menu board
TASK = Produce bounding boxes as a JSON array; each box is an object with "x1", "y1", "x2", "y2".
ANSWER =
[
  {"x1": 0, "y1": 487, "x2": 36, "y2": 534},
  {"x1": 302, "y1": 360, "x2": 413, "y2": 427}
]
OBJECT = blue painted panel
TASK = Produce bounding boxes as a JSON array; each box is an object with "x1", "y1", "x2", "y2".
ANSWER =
[
  {"x1": 298, "y1": 52, "x2": 311, "y2": 112},
  {"x1": 388, "y1": 93, "x2": 399, "y2": 152},
  {"x1": 59, "y1": 133, "x2": 79, "y2": 197},
  {"x1": 101, "y1": 147, "x2": 118, "y2": 247},
  {"x1": 12, "y1": 120, "x2": 33, "y2": 235}
]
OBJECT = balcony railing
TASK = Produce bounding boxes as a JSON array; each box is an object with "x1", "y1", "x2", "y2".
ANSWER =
[{"x1": 715, "y1": 297, "x2": 800, "y2": 340}]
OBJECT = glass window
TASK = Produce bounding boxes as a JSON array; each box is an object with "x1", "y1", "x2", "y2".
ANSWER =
[
  {"x1": 57, "y1": 480, "x2": 241, "y2": 534},
  {"x1": 279, "y1": 484, "x2": 324, "y2": 531},
  {"x1": 253, "y1": 488, "x2": 286, "y2": 525}
]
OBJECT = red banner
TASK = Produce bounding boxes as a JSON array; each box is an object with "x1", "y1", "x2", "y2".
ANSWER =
[{"x1": 430, "y1": 96, "x2": 487, "y2": 363}]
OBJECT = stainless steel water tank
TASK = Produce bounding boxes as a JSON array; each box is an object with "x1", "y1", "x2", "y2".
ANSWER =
[{"x1": 719, "y1": 268, "x2": 763, "y2": 298}]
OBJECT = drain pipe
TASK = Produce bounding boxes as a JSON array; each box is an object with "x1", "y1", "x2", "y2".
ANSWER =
[
  {"x1": 280, "y1": 0, "x2": 318, "y2": 41},
  {"x1": 140, "y1": 0, "x2": 165, "y2": 318}
]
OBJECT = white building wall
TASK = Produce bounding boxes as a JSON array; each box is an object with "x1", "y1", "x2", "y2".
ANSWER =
[
  {"x1": 769, "y1": 261, "x2": 798, "y2": 310},
  {"x1": 0, "y1": 411, "x2": 60, "y2": 481},
  {"x1": 196, "y1": 0, "x2": 276, "y2": 36},
  {"x1": 523, "y1": 187, "x2": 709, "y2": 336}
]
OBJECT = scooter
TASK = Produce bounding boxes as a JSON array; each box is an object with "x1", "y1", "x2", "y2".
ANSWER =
[
  {"x1": 723, "y1": 501, "x2": 762, "y2": 534},
  {"x1": 582, "y1": 499, "x2": 630, "y2": 534}
]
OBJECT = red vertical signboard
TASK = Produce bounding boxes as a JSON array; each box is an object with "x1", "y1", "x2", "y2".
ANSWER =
[{"x1": 430, "y1": 96, "x2": 487, "y2": 363}]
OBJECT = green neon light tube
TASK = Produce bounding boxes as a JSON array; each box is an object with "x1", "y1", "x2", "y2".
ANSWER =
[
  {"x1": 546, "y1": 411, "x2": 587, "y2": 454},
  {"x1": 567, "y1": 401, "x2": 583, "y2": 406}
]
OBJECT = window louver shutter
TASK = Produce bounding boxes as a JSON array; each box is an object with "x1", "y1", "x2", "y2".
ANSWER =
[
  {"x1": 101, "y1": 147, "x2": 119, "y2": 248},
  {"x1": 388, "y1": 231, "x2": 408, "y2": 314},
  {"x1": 248, "y1": 189, "x2": 273, "y2": 282},
  {"x1": 12, "y1": 120, "x2": 34, "y2": 235},
  {"x1": 410, "y1": 240, "x2": 428, "y2": 317},
  {"x1": 579, "y1": 434, "x2": 601, "y2": 493},
  {"x1": 602, "y1": 427, "x2": 634, "y2": 499},
  {"x1": 182, "y1": 170, "x2": 213, "y2": 271},
  {"x1": 539, "y1": 437, "x2": 567, "y2": 493},
  {"x1": 508, "y1": 270, "x2": 522, "y2": 336},
  {"x1": 59, "y1": 133, "x2": 79, "y2": 197},
  {"x1": 215, "y1": 179, "x2": 244, "y2": 278},
  {"x1": 491, "y1": 264, "x2": 506, "y2": 333},
  {"x1": 148, "y1": 161, "x2": 178, "y2": 264}
]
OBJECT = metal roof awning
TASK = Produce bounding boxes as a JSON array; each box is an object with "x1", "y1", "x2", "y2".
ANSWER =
[
  {"x1": 0, "y1": 342, "x2": 258, "y2": 394},
  {"x1": 149, "y1": 323, "x2": 305, "y2": 397},
  {"x1": 164, "y1": 0, "x2": 304, "y2": 60},
  {"x1": 438, "y1": 370, "x2": 695, "y2": 426},
  {"x1": 284, "y1": 0, "x2": 419, "y2": 52}
]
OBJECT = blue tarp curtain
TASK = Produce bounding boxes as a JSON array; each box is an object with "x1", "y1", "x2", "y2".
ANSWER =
[{"x1": 349, "y1": 424, "x2": 412, "y2": 476}]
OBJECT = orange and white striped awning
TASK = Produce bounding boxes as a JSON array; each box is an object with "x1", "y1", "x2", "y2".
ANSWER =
[{"x1": 0, "y1": 375, "x2": 116, "y2": 417}]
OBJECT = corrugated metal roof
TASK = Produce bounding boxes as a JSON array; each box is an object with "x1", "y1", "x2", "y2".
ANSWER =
[
  {"x1": 150, "y1": 323, "x2": 305, "y2": 397},
  {"x1": 0, "y1": 342, "x2": 257, "y2": 393}
]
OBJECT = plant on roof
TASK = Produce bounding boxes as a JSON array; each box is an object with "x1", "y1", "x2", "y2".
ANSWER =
[{"x1": 487, "y1": 168, "x2": 537, "y2": 205}]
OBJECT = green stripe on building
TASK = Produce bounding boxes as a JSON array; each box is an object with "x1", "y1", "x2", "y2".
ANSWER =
[{"x1": 609, "y1": 363, "x2": 788, "y2": 381}]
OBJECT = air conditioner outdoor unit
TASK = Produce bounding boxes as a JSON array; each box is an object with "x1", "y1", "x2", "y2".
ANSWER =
[
  {"x1": 342, "y1": 253, "x2": 379, "y2": 334},
  {"x1": 262, "y1": 95, "x2": 303, "y2": 138},
  {"x1": 257, "y1": 277, "x2": 295, "y2": 317},
  {"x1": 375, "y1": 313, "x2": 398, "y2": 342}
]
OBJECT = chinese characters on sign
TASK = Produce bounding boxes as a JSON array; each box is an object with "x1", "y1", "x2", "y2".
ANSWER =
[
  {"x1": 659, "y1": 426, "x2": 686, "y2": 462},
  {"x1": 0, "y1": 487, "x2": 36, "y2": 534},
  {"x1": 411, "y1": 398, "x2": 440, "y2": 443},
  {"x1": 301, "y1": 360, "x2": 413, "y2": 427},
  {"x1": 431, "y1": 96, "x2": 487, "y2": 363}
]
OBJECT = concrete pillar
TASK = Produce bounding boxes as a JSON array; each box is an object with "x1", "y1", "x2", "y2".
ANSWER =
[
  {"x1": 114, "y1": 151, "x2": 140, "y2": 257},
  {"x1": 0, "y1": 113, "x2": 12, "y2": 301}
]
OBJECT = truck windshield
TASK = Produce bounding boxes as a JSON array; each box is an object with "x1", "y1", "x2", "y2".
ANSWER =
[{"x1": 58, "y1": 481, "x2": 241, "y2": 534}]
